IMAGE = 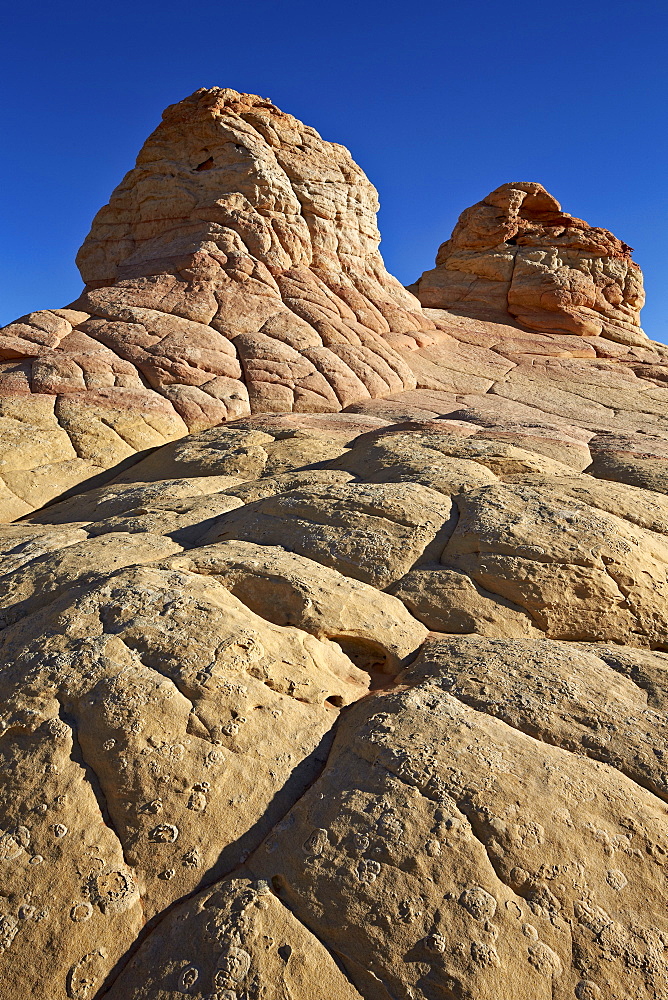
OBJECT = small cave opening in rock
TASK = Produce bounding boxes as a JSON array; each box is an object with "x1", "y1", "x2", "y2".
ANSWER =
[
  {"x1": 506, "y1": 237, "x2": 517, "y2": 245},
  {"x1": 332, "y1": 636, "x2": 397, "y2": 691},
  {"x1": 195, "y1": 156, "x2": 214, "y2": 172}
]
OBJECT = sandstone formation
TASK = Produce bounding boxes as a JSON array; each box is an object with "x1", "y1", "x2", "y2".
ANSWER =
[
  {"x1": 1, "y1": 89, "x2": 668, "y2": 1000},
  {"x1": 410, "y1": 181, "x2": 647, "y2": 344},
  {"x1": 0, "y1": 88, "x2": 438, "y2": 519},
  {"x1": 3, "y1": 94, "x2": 668, "y2": 522}
]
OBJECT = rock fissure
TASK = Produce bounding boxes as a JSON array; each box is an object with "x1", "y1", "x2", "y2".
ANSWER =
[
  {"x1": 266, "y1": 885, "x2": 389, "y2": 1000},
  {"x1": 436, "y1": 680, "x2": 668, "y2": 806},
  {"x1": 96, "y1": 709, "x2": 353, "y2": 998},
  {"x1": 55, "y1": 696, "x2": 133, "y2": 869}
]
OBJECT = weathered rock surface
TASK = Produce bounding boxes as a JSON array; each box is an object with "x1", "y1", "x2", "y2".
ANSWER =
[
  {"x1": 166, "y1": 540, "x2": 428, "y2": 672},
  {"x1": 201, "y1": 480, "x2": 455, "y2": 589},
  {"x1": 410, "y1": 182, "x2": 647, "y2": 344},
  {"x1": 4, "y1": 97, "x2": 668, "y2": 521},
  {"x1": 442, "y1": 482, "x2": 668, "y2": 645},
  {"x1": 389, "y1": 567, "x2": 540, "y2": 638},
  {"x1": 2, "y1": 89, "x2": 668, "y2": 999},
  {"x1": 404, "y1": 636, "x2": 668, "y2": 801},
  {"x1": 103, "y1": 876, "x2": 363, "y2": 999},
  {"x1": 0, "y1": 561, "x2": 368, "y2": 997},
  {"x1": 249, "y1": 659, "x2": 668, "y2": 1000}
]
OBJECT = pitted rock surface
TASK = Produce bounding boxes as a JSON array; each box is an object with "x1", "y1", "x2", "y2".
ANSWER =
[
  {"x1": 248, "y1": 664, "x2": 668, "y2": 1000},
  {"x1": 103, "y1": 876, "x2": 363, "y2": 999},
  {"x1": 2, "y1": 88, "x2": 668, "y2": 1000}
]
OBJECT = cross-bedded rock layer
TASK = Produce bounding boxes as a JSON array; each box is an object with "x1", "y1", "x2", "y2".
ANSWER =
[
  {"x1": 2, "y1": 91, "x2": 668, "y2": 521},
  {"x1": 0, "y1": 88, "x2": 438, "y2": 519}
]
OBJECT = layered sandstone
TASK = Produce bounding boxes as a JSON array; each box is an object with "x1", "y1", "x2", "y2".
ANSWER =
[
  {"x1": 0, "y1": 88, "x2": 444, "y2": 517},
  {"x1": 3, "y1": 93, "x2": 668, "y2": 521},
  {"x1": 1, "y1": 90, "x2": 668, "y2": 1000}
]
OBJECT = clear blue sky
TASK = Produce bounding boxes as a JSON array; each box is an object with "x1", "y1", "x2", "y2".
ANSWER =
[{"x1": 2, "y1": 0, "x2": 667, "y2": 341}]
